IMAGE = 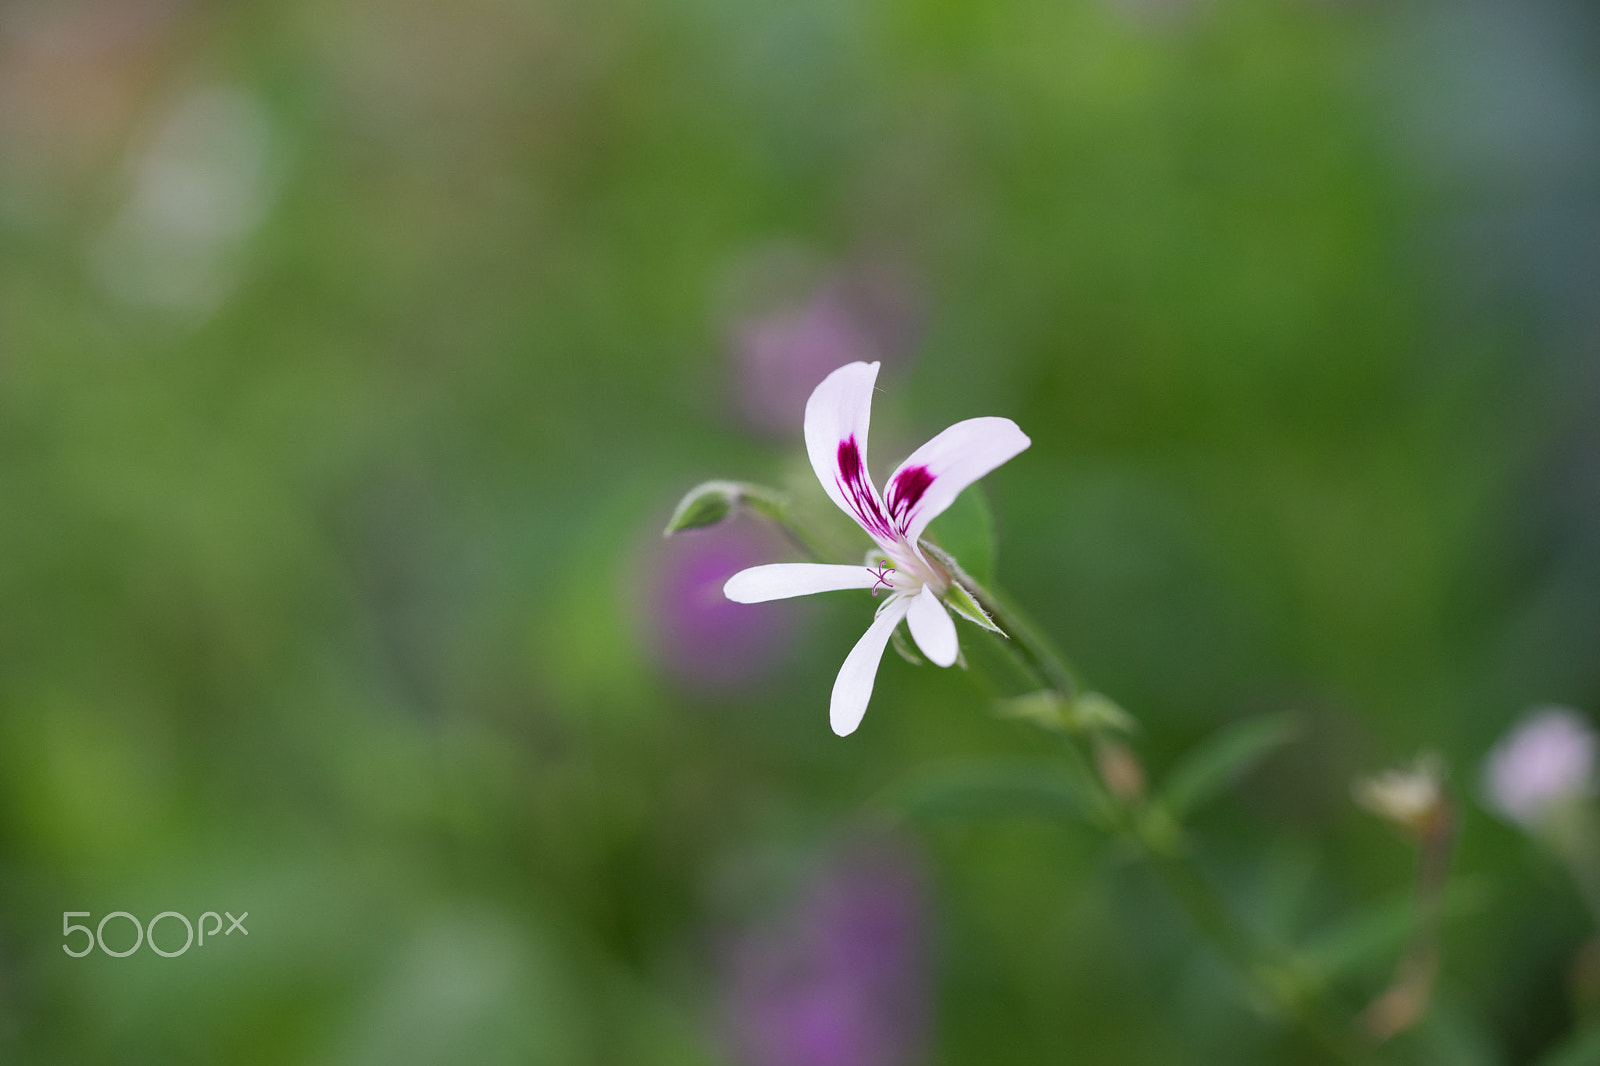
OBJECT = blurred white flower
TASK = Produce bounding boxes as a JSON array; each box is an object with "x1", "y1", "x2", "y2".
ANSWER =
[
  {"x1": 723, "y1": 361, "x2": 1028, "y2": 736},
  {"x1": 92, "y1": 84, "x2": 277, "y2": 316},
  {"x1": 1483, "y1": 706, "x2": 1597, "y2": 828},
  {"x1": 1355, "y1": 753, "x2": 1447, "y2": 834}
]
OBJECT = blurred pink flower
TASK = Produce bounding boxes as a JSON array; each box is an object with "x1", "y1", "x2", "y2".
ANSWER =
[
  {"x1": 722, "y1": 840, "x2": 931, "y2": 1066},
  {"x1": 1483, "y1": 706, "x2": 1597, "y2": 827},
  {"x1": 732, "y1": 265, "x2": 921, "y2": 436},
  {"x1": 646, "y1": 520, "x2": 797, "y2": 692}
]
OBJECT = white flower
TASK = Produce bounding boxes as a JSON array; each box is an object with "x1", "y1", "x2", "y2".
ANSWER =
[
  {"x1": 1354, "y1": 754, "x2": 1447, "y2": 834},
  {"x1": 1483, "y1": 706, "x2": 1597, "y2": 828},
  {"x1": 723, "y1": 361, "x2": 1030, "y2": 736}
]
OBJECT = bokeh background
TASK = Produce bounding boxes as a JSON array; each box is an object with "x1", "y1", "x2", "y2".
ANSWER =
[{"x1": 2, "y1": 0, "x2": 1599, "y2": 1062}]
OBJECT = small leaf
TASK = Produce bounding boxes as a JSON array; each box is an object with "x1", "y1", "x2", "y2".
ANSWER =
[
  {"x1": 925, "y1": 485, "x2": 996, "y2": 586},
  {"x1": 1158, "y1": 712, "x2": 1303, "y2": 820},
  {"x1": 872, "y1": 757, "x2": 1099, "y2": 826},
  {"x1": 1070, "y1": 692, "x2": 1137, "y2": 734}
]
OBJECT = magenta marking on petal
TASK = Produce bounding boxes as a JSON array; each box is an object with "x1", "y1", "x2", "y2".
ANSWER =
[
  {"x1": 886, "y1": 465, "x2": 934, "y2": 531},
  {"x1": 835, "y1": 436, "x2": 895, "y2": 541},
  {"x1": 837, "y1": 436, "x2": 864, "y2": 484}
]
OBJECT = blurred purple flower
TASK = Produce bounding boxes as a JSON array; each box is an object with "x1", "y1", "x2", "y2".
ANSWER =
[
  {"x1": 732, "y1": 265, "x2": 921, "y2": 436},
  {"x1": 646, "y1": 520, "x2": 796, "y2": 692},
  {"x1": 722, "y1": 841, "x2": 931, "y2": 1066},
  {"x1": 1483, "y1": 705, "x2": 1597, "y2": 828}
]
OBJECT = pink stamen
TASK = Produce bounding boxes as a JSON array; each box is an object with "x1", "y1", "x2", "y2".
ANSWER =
[{"x1": 869, "y1": 564, "x2": 896, "y2": 597}]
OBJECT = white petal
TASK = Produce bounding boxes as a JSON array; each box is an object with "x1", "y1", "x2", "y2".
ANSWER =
[
  {"x1": 906, "y1": 585, "x2": 958, "y2": 667},
  {"x1": 885, "y1": 416, "x2": 1030, "y2": 544},
  {"x1": 829, "y1": 595, "x2": 911, "y2": 736},
  {"x1": 724, "y1": 563, "x2": 878, "y2": 603},
  {"x1": 803, "y1": 361, "x2": 898, "y2": 547}
]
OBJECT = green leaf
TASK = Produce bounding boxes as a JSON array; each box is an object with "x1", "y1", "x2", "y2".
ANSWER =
[
  {"x1": 1068, "y1": 692, "x2": 1138, "y2": 734},
  {"x1": 1297, "y1": 878, "x2": 1490, "y2": 982},
  {"x1": 1158, "y1": 712, "x2": 1303, "y2": 820},
  {"x1": 924, "y1": 485, "x2": 995, "y2": 585},
  {"x1": 1535, "y1": 1021, "x2": 1600, "y2": 1066},
  {"x1": 1417, "y1": 997, "x2": 1505, "y2": 1066},
  {"x1": 871, "y1": 757, "x2": 1098, "y2": 826}
]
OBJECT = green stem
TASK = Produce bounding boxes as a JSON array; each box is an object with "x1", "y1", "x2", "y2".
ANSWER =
[
  {"x1": 1363, "y1": 805, "x2": 1453, "y2": 1043},
  {"x1": 739, "y1": 487, "x2": 830, "y2": 561},
  {"x1": 954, "y1": 563, "x2": 1367, "y2": 1063},
  {"x1": 772, "y1": 511, "x2": 826, "y2": 562},
  {"x1": 1549, "y1": 807, "x2": 1600, "y2": 931},
  {"x1": 944, "y1": 559, "x2": 1080, "y2": 701},
  {"x1": 714, "y1": 510, "x2": 1376, "y2": 1058},
  {"x1": 1142, "y1": 842, "x2": 1365, "y2": 1063}
]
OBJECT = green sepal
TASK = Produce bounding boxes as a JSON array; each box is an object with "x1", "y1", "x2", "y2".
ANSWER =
[
  {"x1": 941, "y1": 580, "x2": 1004, "y2": 635},
  {"x1": 994, "y1": 690, "x2": 1137, "y2": 734},
  {"x1": 994, "y1": 690, "x2": 1070, "y2": 731},
  {"x1": 914, "y1": 541, "x2": 1005, "y2": 635},
  {"x1": 889, "y1": 627, "x2": 923, "y2": 666}
]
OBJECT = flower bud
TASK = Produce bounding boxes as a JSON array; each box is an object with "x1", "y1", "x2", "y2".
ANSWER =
[
  {"x1": 663, "y1": 481, "x2": 740, "y2": 534},
  {"x1": 1095, "y1": 737, "x2": 1147, "y2": 803},
  {"x1": 663, "y1": 481, "x2": 790, "y2": 536}
]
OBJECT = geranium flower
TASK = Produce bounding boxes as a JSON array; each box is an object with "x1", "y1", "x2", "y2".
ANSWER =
[{"x1": 724, "y1": 361, "x2": 1030, "y2": 735}]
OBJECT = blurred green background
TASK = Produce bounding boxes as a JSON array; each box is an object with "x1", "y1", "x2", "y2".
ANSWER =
[{"x1": 2, "y1": 0, "x2": 1599, "y2": 1062}]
